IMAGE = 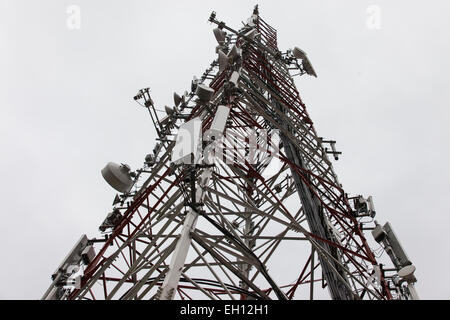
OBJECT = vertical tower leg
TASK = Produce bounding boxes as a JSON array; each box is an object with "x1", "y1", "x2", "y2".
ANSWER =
[
  {"x1": 157, "y1": 166, "x2": 213, "y2": 300},
  {"x1": 157, "y1": 208, "x2": 199, "y2": 300},
  {"x1": 281, "y1": 134, "x2": 353, "y2": 300}
]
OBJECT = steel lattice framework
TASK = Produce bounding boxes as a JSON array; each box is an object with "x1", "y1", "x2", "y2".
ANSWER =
[{"x1": 43, "y1": 7, "x2": 418, "y2": 300}]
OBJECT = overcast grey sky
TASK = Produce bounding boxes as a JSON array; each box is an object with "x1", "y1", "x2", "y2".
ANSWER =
[{"x1": 1, "y1": 0, "x2": 449, "y2": 299}]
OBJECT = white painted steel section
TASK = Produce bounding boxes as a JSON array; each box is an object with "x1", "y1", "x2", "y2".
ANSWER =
[{"x1": 159, "y1": 108, "x2": 225, "y2": 300}]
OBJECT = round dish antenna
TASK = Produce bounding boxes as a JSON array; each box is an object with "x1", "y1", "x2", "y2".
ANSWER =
[{"x1": 101, "y1": 162, "x2": 134, "y2": 193}]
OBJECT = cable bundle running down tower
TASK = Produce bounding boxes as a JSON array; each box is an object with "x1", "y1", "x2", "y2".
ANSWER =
[{"x1": 43, "y1": 6, "x2": 418, "y2": 300}]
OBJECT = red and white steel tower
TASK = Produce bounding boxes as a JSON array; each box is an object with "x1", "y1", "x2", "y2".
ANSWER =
[{"x1": 43, "y1": 6, "x2": 419, "y2": 300}]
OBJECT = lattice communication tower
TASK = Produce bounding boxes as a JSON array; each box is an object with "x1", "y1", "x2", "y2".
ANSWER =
[{"x1": 43, "y1": 6, "x2": 418, "y2": 300}]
